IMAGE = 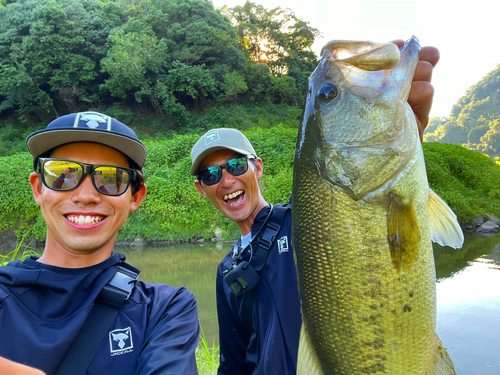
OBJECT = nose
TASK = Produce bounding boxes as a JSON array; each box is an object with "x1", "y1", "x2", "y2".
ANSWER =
[
  {"x1": 219, "y1": 168, "x2": 236, "y2": 188},
  {"x1": 71, "y1": 175, "x2": 102, "y2": 204}
]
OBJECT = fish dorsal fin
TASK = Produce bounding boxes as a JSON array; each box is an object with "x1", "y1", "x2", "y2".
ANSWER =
[
  {"x1": 426, "y1": 333, "x2": 457, "y2": 375},
  {"x1": 428, "y1": 189, "x2": 464, "y2": 249},
  {"x1": 297, "y1": 325, "x2": 324, "y2": 375}
]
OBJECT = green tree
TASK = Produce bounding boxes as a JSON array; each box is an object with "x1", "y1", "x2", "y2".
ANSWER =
[
  {"x1": 480, "y1": 118, "x2": 500, "y2": 156},
  {"x1": 166, "y1": 61, "x2": 216, "y2": 109},
  {"x1": 267, "y1": 75, "x2": 297, "y2": 104},
  {"x1": 222, "y1": 1, "x2": 318, "y2": 76},
  {"x1": 221, "y1": 71, "x2": 248, "y2": 102},
  {"x1": 221, "y1": 1, "x2": 318, "y2": 103},
  {"x1": 101, "y1": 32, "x2": 168, "y2": 101},
  {"x1": 0, "y1": 0, "x2": 123, "y2": 121}
]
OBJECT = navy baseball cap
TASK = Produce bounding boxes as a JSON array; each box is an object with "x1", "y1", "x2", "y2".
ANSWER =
[{"x1": 26, "y1": 111, "x2": 147, "y2": 169}]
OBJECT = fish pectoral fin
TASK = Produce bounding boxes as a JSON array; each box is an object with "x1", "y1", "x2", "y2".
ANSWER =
[
  {"x1": 387, "y1": 193, "x2": 421, "y2": 269},
  {"x1": 427, "y1": 333, "x2": 457, "y2": 375},
  {"x1": 297, "y1": 325, "x2": 324, "y2": 375},
  {"x1": 428, "y1": 189, "x2": 464, "y2": 249}
]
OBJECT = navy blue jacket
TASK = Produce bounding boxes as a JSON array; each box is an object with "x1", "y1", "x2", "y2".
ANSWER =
[
  {"x1": 216, "y1": 204, "x2": 302, "y2": 375},
  {"x1": 0, "y1": 252, "x2": 199, "y2": 375}
]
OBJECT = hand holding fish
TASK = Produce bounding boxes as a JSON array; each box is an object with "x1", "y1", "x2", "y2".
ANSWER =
[{"x1": 393, "y1": 39, "x2": 440, "y2": 141}]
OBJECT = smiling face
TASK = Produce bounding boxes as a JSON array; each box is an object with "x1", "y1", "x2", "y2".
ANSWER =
[
  {"x1": 195, "y1": 149, "x2": 268, "y2": 235},
  {"x1": 29, "y1": 142, "x2": 146, "y2": 267}
]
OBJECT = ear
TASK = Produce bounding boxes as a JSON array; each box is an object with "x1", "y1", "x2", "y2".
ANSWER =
[
  {"x1": 29, "y1": 172, "x2": 43, "y2": 206},
  {"x1": 129, "y1": 184, "x2": 147, "y2": 212},
  {"x1": 195, "y1": 180, "x2": 207, "y2": 197},
  {"x1": 255, "y1": 158, "x2": 264, "y2": 180}
]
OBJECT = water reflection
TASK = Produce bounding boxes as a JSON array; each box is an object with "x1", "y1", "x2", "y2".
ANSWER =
[
  {"x1": 435, "y1": 232, "x2": 500, "y2": 375},
  {"x1": 117, "y1": 233, "x2": 500, "y2": 373},
  {"x1": 118, "y1": 243, "x2": 232, "y2": 346},
  {"x1": 433, "y1": 232, "x2": 500, "y2": 280}
]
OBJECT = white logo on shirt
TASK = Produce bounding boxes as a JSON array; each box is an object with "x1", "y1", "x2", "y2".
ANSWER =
[
  {"x1": 109, "y1": 327, "x2": 134, "y2": 356},
  {"x1": 278, "y1": 236, "x2": 289, "y2": 254}
]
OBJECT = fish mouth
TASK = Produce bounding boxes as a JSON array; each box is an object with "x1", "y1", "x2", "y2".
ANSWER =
[
  {"x1": 321, "y1": 40, "x2": 400, "y2": 71},
  {"x1": 223, "y1": 190, "x2": 244, "y2": 206}
]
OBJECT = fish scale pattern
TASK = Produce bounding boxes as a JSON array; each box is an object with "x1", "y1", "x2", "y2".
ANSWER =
[{"x1": 293, "y1": 144, "x2": 437, "y2": 374}]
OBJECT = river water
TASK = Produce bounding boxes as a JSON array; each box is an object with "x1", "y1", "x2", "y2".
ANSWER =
[{"x1": 117, "y1": 231, "x2": 500, "y2": 375}]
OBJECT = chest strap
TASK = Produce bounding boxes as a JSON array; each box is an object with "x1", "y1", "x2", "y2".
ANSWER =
[
  {"x1": 250, "y1": 203, "x2": 291, "y2": 272},
  {"x1": 55, "y1": 261, "x2": 140, "y2": 375},
  {"x1": 224, "y1": 204, "x2": 291, "y2": 296}
]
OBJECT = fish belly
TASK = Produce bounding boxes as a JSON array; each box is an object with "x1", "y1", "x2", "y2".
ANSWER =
[{"x1": 293, "y1": 151, "x2": 437, "y2": 374}]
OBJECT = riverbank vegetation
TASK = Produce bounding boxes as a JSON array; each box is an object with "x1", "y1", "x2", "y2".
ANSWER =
[{"x1": 2, "y1": 127, "x2": 500, "y2": 243}]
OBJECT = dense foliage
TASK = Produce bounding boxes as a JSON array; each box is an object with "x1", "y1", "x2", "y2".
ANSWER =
[
  {"x1": 424, "y1": 64, "x2": 500, "y2": 159},
  {"x1": 2, "y1": 129, "x2": 499, "y2": 243},
  {"x1": 0, "y1": 0, "x2": 317, "y2": 133}
]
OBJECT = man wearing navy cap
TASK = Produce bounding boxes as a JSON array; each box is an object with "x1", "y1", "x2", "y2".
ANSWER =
[{"x1": 0, "y1": 112, "x2": 200, "y2": 375}]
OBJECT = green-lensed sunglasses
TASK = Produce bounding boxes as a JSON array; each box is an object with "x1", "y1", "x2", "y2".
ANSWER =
[
  {"x1": 198, "y1": 155, "x2": 255, "y2": 186},
  {"x1": 38, "y1": 158, "x2": 136, "y2": 196}
]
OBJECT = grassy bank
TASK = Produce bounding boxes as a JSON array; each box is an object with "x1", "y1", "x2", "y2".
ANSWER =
[{"x1": 1, "y1": 127, "x2": 500, "y2": 243}]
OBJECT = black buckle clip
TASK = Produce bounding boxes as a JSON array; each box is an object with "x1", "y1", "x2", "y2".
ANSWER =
[
  {"x1": 224, "y1": 261, "x2": 260, "y2": 295},
  {"x1": 98, "y1": 264, "x2": 140, "y2": 308}
]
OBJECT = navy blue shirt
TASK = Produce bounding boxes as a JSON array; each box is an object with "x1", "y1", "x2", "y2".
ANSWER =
[
  {"x1": 0, "y1": 252, "x2": 199, "y2": 375},
  {"x1": 216, "y1": 204, "x2": 302, "y2": 375}
]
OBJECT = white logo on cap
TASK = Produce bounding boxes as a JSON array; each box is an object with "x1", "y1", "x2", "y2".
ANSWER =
[
  {"x1": 80, "y1": 113, "x2": 109, "y2": 129},
  {"x1": 205, "y1": 131, "x2": 220, "y2": 145}
]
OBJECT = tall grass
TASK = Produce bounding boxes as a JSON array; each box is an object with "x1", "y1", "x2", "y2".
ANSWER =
[
  {"x1": 196, "y1": 327, "x2": 220, "y2": 375},
  {"x1": 0, "y1": 234, "x2": 38, "y2": 266}
]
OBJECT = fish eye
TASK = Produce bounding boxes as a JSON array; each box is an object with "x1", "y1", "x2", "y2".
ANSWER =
[{"x1": 318, "y1": 84, "x2": 338, "y2": 102}]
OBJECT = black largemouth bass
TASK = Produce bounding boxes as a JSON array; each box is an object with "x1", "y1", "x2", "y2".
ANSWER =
[{"x1": 292, "y1": 36, "x2": 463, "y2": 375}]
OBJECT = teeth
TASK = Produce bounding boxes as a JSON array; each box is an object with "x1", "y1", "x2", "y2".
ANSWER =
[
  {"x1": 224, "y1": 190, "x2": 243, "y2": 201},
  {"x1": 67, "y1": 215, "x2": 104, "y2": 225}
]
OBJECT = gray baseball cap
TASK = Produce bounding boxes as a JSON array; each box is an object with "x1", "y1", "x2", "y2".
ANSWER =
[
  {"x1": 26, "y1": 111, "x2": 147, "y2": 169},
  {"x1": 190, "y1": 128, "x2": 257, "y2": 176}
]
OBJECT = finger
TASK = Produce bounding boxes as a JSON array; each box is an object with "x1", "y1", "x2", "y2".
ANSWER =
[
  {"x1": 390, "y1": 40, "x2": 440, "y2": 66},
  {"x1": 390, "y1": 39, "x2": 404, "y2": 48},
  {"x1": 419, "y1": 46, "x2": 440, "y2": 67},
  {"x1": 408, "y1": 81, "x2": 435, "y2": 134},
  {"x1": 413, "y1": 60, "x2": 434, "y2": 82}
]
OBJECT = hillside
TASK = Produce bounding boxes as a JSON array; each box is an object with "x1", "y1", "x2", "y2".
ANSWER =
[
  {"x1": 0, "y1": 0, "x2": 318, "y2": 155},
  {"x1": 424, "y1": 63, "x2": 500, "y2": 159}
]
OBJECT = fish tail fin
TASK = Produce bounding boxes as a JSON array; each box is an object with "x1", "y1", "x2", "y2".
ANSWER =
[
  {"x1": 428, "y1": 189, "x2": 464, "y2": 249},
  {"x1": 297, "y1": 325, "x2": 324, "y2": 375},
  {"x1": 427, "y1": 333, "x2": 457, "y2": 375}
]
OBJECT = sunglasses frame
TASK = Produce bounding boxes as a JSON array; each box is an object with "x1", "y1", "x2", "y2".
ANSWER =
[
  {"x1": 38, "y1": 158, "x2": 137, "y2": 196},
  {"x1": 198, "y1": 155, "x2": 256, "y2": 186}
]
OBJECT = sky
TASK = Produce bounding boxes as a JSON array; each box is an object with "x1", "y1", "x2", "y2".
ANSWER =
[{"x1": 211, "y1": 0, "x2": 500, "y2": 118}]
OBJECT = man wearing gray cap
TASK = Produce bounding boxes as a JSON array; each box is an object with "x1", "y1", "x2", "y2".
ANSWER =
[
  {"x1": 190, "y1": 43, "x2": 440, "y2": 375},
  {"x1": 0, "y1": 112, "x2": 200, "y2": 375},
  {"x1": 191, "y1": 127, "x2": 298, "y2": 375}
]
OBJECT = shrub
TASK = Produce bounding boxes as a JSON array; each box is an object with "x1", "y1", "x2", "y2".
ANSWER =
[{"x1": 3, "y1": 132, "x2": 500, "y2": 242}]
